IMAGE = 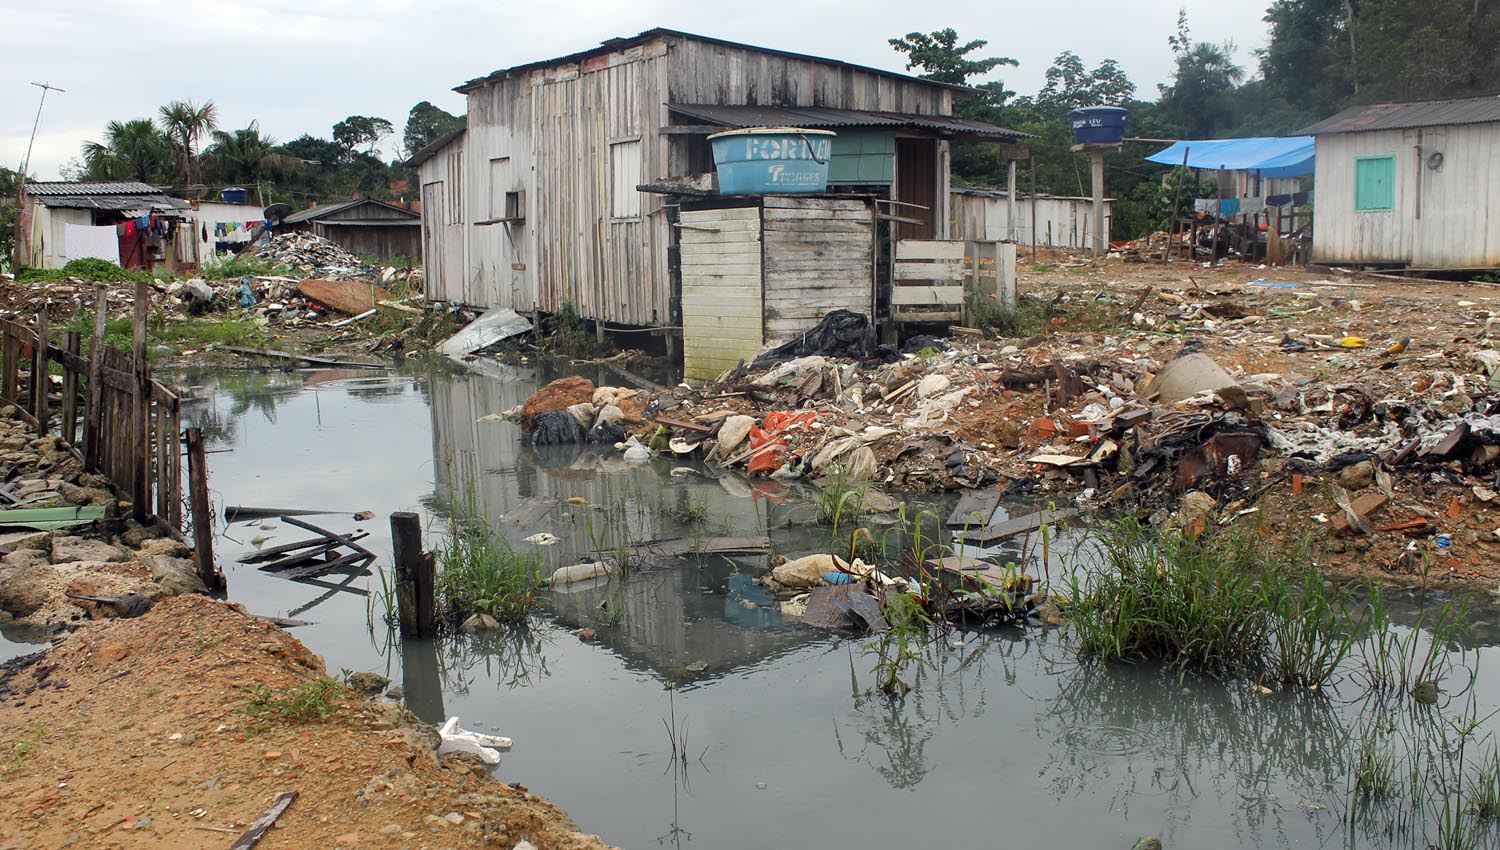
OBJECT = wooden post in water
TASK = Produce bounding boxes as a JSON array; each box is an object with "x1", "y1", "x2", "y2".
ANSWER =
[
  {"x1": 84, "y1": 286, "x2": 106, "y2": 471},
  {"x1": 32, "y1": 310, "x2": 48, "y2": 434},
  {"x1": 185, "y1": 427, "x2": 221, "y2": 592},
  {"x1": 391, "y1": 511, "x2": 435, "y2": 637},
  {"x1": 61, "y1": 331, "x2": 80, "y2": 445},
  {"x1": 131, "y1": 280, "x2": 150, "y2": 524}
]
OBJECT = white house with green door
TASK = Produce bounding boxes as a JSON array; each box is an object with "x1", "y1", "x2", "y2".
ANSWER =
[{"x1": 1302, "y1": 95, "x2": 1500, "y2": 270}]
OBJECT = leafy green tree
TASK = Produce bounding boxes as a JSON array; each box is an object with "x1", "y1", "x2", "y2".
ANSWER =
[
  {"x1": 1157, "y1": 11, "x2": 1245, "y2": 138},
  {"x1": 1, "y1": 166, "x2": 18, "y2": 272},
  {"x1": 80, "y1": 119, "x2": 173, "y2": 182},
  {"x1": 888, "y1": 29, "x2": 1017, "y2": 87},
  {"x1": 157, "y1": 99, "x2": 219, "y2": 186},
  {"x1": 402, "y1": 102, "x2": 464, "y2": 159},
  {"x1": 1037, "y1": 52, "x2": 1136, "y2": 110},
  {"x1": 332, "y1": 116, "x2": 394, "y2": 160},
  {"x1": 204, "y1": 122, "x2": 296, "y2": 184}
]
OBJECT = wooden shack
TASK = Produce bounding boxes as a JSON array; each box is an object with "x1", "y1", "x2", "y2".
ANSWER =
[
  {"x1": 1302, "y1": 96, "x2": 1500, "y2": 269},
  {"x1": 280, "y1": 199, "x2": 422, "y2": 261},
  {"x1": 407, "y1": 28, "x2": 1027, "y2": 345}
]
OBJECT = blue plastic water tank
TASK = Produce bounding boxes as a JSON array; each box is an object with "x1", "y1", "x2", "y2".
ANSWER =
[
  {"x1": 710, "y1": 128, "x2": 836, "y2": 194},
  {"x1": 1068, "y1": 106, "x2": 1129, "y2": 146},
  {"x1": 220, "y1": 187, "x2": 249, "y2": 204}
]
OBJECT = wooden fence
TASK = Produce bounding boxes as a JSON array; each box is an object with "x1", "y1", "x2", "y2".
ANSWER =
[
  {"x1": 891, "y1": 239, "x2": 1017, "y2": 326},
  {"x1": 0, "y1": 281, "x2": 219, "y2": 590}
]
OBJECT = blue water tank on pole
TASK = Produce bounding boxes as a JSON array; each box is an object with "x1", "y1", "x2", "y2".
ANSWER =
[
  {"x1": 1068, "y1": 106, "x2": 1129, "y2": 146},
  {"x1": 220, "y1": 187, "x2": 249, "y2": 204}
]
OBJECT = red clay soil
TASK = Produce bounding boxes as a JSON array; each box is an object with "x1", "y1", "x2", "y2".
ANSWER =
[
  {"x1": 520, "y1": 377, "x2": 596, "y2": 427},
  {"x1": 0, "y1": 595, "x2": 614, "y2": 850}
]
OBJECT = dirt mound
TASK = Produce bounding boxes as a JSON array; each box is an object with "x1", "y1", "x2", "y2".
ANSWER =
[
  {"x1": 0, "y1": 595, "x2": 614, "y2": 849},
  {"x1": 521, "y1": 377, "x2": 596, "y2": 427}
]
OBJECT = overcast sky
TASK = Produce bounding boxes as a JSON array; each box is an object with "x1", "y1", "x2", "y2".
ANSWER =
[{"x1": 1, "y1": 0, "x2": 1272, "y2": 181}]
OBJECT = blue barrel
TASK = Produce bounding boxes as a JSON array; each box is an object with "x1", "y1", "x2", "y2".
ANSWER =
[
  {"x1": 709, "y1": 128, "x2": 836, "y2": 194},
  {"x1": 1068, "y1": 106, "x2": 1129, "y2": 146},
  {"x1": 220, "y1": 187, "x2": 249, "y2": 203}
]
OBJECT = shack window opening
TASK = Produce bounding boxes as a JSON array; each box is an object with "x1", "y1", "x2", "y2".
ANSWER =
[{"x1": 1354, "y1": 155, "x2": 1395, "y2": 212}]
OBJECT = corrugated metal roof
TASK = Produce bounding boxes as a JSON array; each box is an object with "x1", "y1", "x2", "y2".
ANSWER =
[
  {"x1": 282, "y1": 199, "x2": 420, "y2": 224},
  {"x1": 668, "y1": 103, "x2": 1028, "y2": 139},
  {"x1": 32, "y1": 194, "x2": 191, "y2": 213},
  {"x1": 457, "y1": 28, "x2": 973, "y2": 94},
  {"x1": 1300, "y1": 95, "x2": 1500, "y2": 135},
  {"x1": 24, "y1": 181, "x2": 163, "y2": 196}
]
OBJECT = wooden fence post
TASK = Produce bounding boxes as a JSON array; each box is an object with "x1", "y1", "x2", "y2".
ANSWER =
[
  {"x1": 2, "y1": 331, "x2": 17, "y2": 404},
  {"x1": 131, "y1": 280, "x2": 150, "y2": 524},
  {"x1": 32, "y1": 310, "x2": 48, "y2": 434},
  {"x1": 62, "y1": 330, "x2": 80, "y2": 445},
  {"x1": 185, "y1": 427, "x2": 221, "y2": 592},
  {"x1": 84, "y1": 286, "x2": 106, "y2": 471},
  {"x1": 391, "y1": 512, "x2": 435, "y2": 637}
]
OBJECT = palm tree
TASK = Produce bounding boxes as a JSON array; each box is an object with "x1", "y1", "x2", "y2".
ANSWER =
[
  {"x1": 158, "y1": 99, "x2": 219, "y2": 185},
  {"x1": 80, "y1": 119, "x2": 172, "y2": 182},
  {"x1": 204, "y1": 122, "x2": 298, "y2": 184}
]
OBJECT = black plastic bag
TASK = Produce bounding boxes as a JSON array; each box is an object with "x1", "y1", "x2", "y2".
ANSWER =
[
  {"x1": 530, "y1": 409, "x2": 586, "y2": 446},
  {"x1": 750, "y1": 310, "x2": 877, "y2": 368}
]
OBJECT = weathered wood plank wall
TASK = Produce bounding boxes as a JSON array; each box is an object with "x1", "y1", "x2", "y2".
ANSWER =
[
  {"x1": 444, "y1": 32, "x2": 960, "y2": 327},
  {"x1": 1313, "y1": 124, "x2": 1500, "y2": 268},
  {"x1": 680, "y1": 207, "x2": 763, "y2": 380},
  {"x1": 762, "y1": 197, "x2": 873, "y2": 341}
]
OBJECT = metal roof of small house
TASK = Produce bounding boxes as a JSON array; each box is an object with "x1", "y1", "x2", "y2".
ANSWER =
[
  {"x1": 24, "y1": 181, "x2": 190, "y2": 213},
  {"x1": 456, "y1": 28, "x2": 974, "y2": 94},
  {"x1": 403, "y1": 124, "x2": 466, "y2": 169},
  {"x1": 1300, "y1": 95, "x2": 1500, "y2": 135},
  {"x1": 668, "y1": 103, "x2": 1028, "y2": 139},
  {"x1": 281, "y1": 198, "x2": 420, "y2": 225}
]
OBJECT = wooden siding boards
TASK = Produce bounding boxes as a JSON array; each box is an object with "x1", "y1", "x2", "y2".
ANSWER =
[
  {"x1": 680, "y1": 207, "x2": 763, "y2": 381},
  {"x1": 949, "y1": 191, "x2": 1113, "y2": 250},
  {"x1": 434, "y1": 31, "x2": 959, "y2": 327},
  {"x1": 1313, "y1": 123, "x2": 1500, "y2": 268},
  {"x1": 762, "y1": 198, "x2": 873, "y2": 341}
]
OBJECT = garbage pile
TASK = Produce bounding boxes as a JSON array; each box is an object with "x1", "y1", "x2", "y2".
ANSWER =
[
  {"x1": 629, "y1": 271, "x2": 1500, "y2": 585},
  {"x1": 246, "y1": 232, "x2": 366, "y2": 278}
]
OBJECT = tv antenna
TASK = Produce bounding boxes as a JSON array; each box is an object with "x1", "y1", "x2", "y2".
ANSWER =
[{"x1": 19, "y1": 81, "x2": 66, "y2": 178}]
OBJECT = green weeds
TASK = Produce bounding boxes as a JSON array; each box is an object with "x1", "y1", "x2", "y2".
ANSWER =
[
  {"x1": 242, "y1": 677, "x2": 341, "y2": 722},
  {"x1": 19, "y1": 258, "x2": 152, "y2": 284},
  {"x1": 812, "y1": 465, "x2": 867, "y2": 537},
  {"x1": 544, "y1": 299, "x2": 594, "y2": 356},
  {"x1": 198, "y1": 254, "x2": 287, "y2": 280},
  {"x1": 435, "y1": 503, "x2": 545, "y2": 624},
  {"x1": 967, "y1": 291, "x2": 1055, "y2": 337}
]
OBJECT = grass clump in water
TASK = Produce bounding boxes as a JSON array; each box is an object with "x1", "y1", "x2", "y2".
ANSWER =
[
  {"x1": 812, "y1": 465, "x2": 867, "y2": 537},
  {"x1": 1067, "y1": 518, "x2": 1368, "y2": 687},
  {"x1": 435, "y1": 493, "x2": 545, "y2": 625}
]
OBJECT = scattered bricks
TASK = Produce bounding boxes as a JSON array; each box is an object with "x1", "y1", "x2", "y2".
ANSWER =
[{"x1": 1331, "y1": 492, "x2": 1389, "y2": 535}]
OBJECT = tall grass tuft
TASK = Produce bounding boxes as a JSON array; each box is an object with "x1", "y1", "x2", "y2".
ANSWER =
[
  {"x1": 812, "y1": 464, "x2": 867, "y2": 537},
  {"x1": 435, "y1": 488, "x2": 544, "y2": 624}
]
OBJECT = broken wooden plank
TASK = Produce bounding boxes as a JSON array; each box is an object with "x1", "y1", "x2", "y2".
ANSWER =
[
  {"x1": 633, "y1": 536, "x2": 772, "y2": 558},
  {"x1": 652, "y1": 414, "x2": 718, "y2": 435},
  {"x1": 499, "y1": 497, "x2": 555, "y2": 528},
  {"x1": 960, "y1": 508, "x2": 1080, "y2": 545},
  {"x1": 225, "y1": 505, "x2": 341, "y2": 522},
  {"x1": 256, "y1": 540, "x2": 348, "y2": 573},
  {"x1": 238, "y1": 532, "x2": 370, "y2": 563},
  {"x1": 229, "y1": 791, "x2": 297, "y2": 850},
  {"x1": 945, "y1": 491, "x2": 1003, "y2": 528},
  {"x1": 279, "y1": 551, "x2": 374, "y2": 580},
  {"x1": 218, "y1": 346, "x2": 391, "y2": 370},
  {"x1": 279, "y1": 515, "x2": 377, "y2": 559}
]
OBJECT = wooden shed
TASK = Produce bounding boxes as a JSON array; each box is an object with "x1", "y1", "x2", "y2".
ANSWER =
[
  {"x1": 949, "y1": 187, "x2": 1113, "y2": 250},
  {"x1": 407, "y1": 28, "x2": 1027, "y2": 337},
  {"x1": 280, "y1": 199, "x2": 422, "y2": 262},
  {"x1": 1303, "y1": 96, "x2": 1500, "y2": 269},
  {"x1": 679, "y1": 196, "x2": 875, "y2": 379}
]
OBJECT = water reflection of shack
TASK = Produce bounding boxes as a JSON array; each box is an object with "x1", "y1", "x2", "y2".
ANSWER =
[{"x1": 428, "y1": 360, "x2": 821, "y2": 681}]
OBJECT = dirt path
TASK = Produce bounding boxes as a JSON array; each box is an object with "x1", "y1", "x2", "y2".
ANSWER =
[{"x1": 0, "y1": 595, "x2": 614, "y2": 850}]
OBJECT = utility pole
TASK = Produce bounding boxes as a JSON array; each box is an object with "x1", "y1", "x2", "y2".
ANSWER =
[{"x1": 20, "y1": 82, "x2": 65, "y2": 178}]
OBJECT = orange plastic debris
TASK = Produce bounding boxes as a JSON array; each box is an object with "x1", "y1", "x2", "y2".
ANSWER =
[
  {"x1": 1292, "y1": 473, "x2": 1303, "y2": 496},
  {"x1": 747, "y1": 411, "x2": 822, "y2": 475}
]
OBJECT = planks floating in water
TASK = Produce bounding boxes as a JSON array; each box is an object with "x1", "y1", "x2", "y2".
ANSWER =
[
  {"x1": 958, "y1": 508, "x2": 1081, "y2": 545},
  {"x1": 945, "y1": 490, "x2": 1003, "y2": 528},
  {"x1": 252, "y1": 515, "x2": 376, "y2": 581},
  {"x1": 633, "y1": 536, "x2": 772, "y2": 559},
  {"x1": 218, "y1": 346, "x2": 391, "y2": 370}
]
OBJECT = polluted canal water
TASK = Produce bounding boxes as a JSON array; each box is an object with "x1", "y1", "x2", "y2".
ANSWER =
[{"x1": 167, "y1": 359, "x2": 1500, "y2": 850}]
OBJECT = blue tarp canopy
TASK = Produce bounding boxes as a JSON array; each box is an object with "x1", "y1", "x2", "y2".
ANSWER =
[{"x1": 1145, "y1": 136, "x2": 1315, "y2": 179}]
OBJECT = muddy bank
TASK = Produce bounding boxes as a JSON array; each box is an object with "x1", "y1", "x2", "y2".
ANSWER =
[{"x1": 0, "y1": 594, "x2": 614, "y2": 849}]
